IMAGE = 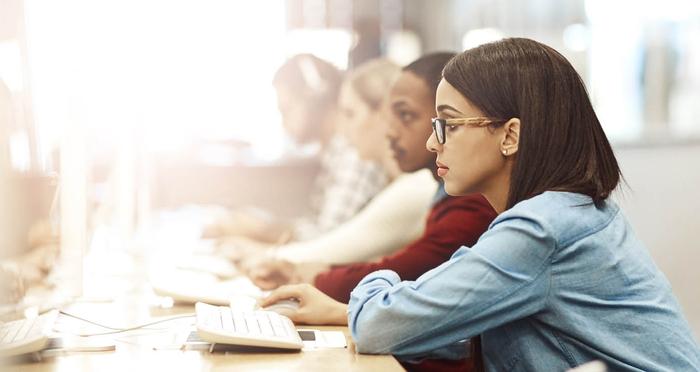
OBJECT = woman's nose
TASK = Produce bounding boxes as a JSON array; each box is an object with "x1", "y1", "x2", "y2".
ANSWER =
[{"x1": 426, "y1": 130, "x2": 440, "y2": 153}]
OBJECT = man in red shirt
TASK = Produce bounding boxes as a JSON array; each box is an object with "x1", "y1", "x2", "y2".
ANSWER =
[{"x1": 248, "y1": 53, "x2": 497, "y2": 303}]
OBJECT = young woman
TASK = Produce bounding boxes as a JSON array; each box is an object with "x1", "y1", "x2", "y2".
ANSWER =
[
  {"x1": 204, "y1": 54, "x2": 387, "y2": 244},
  {"x1": 261, "y1": 38, "x2": 700, "y2": 371}
]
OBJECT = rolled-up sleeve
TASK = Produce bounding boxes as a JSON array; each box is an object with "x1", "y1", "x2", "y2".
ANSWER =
[{"x1": 347, "y1": 211, "x2": 557, "y2": 361}]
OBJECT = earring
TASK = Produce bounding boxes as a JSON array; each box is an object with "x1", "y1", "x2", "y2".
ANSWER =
[{"x1": 502, "y1": 149, "x2": 507, "y2": 155}]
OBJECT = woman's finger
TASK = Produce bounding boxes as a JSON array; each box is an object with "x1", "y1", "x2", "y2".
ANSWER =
[{"x1": 260, "y1": 284, "x2": 306, "y2": 307}]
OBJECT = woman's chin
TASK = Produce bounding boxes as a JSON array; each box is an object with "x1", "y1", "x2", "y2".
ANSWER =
[
  {"x1": 443, "y1": 183, "x2": 462, "y2": 196},
  {"x1": 444, "y1": 182, "x2": 475, "y2": 197}
]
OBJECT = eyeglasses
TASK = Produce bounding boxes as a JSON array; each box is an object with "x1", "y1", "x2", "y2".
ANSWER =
[{"x1": 431, "y1": 117, "x2": 508, "y2": 144}]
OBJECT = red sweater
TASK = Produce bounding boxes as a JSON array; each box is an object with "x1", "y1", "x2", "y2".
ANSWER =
[
  {"x1": 314, "y1": 193, "x2": 496, "y2": 372},
  {"x1": 314, "y1": 193, "x2": 497, "y2": 303}
]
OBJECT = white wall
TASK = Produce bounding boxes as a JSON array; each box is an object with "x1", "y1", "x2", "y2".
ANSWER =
[{"x1": 614, "y1": 144, "x2": 700, "y2": 341}]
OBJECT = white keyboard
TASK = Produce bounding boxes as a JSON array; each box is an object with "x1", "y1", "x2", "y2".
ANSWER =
[
  {"x1": 151, "y1": 269, "x2": 267, "y2": 306},
  {"x1": 195, "y1": 302, "x2": 303, "y2": 350},
  {"x1": 0, "y1": 310, "x2": 59, "y2": 358}
]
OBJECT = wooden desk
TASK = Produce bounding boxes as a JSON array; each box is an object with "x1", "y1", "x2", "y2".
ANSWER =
[
  {"x1": 2, "y1": 258, "x2": 404, "y2": 371},
  {"x1": 4, "y1": 325, "x2": 402, "y2": 372}
]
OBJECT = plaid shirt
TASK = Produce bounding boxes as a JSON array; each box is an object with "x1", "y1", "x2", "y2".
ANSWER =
[{"x1": 294, "y1": 135, "x2": 387, "y2": 241}]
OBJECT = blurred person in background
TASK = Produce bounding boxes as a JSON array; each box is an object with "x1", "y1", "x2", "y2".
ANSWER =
[
  {"x1": 0, "y1": 78, "x2": 59, "y2": 305},
  {"x1": 223, "y1": 58, "x2": 439, "y2": 268},
  {"x1": 0, "y1": 230, "x2": 59, "y2": 306},
  {"x1": 203, "y1": 54, "x2": 387, "y2": 244},
  {"x1": 0, "y1": 262, "x2": 25, "y2": 305}
]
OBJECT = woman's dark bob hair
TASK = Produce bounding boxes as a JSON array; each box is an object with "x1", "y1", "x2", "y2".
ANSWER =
[{"x1": 442, "y1": 37, "x2": 622, "y2": 210}]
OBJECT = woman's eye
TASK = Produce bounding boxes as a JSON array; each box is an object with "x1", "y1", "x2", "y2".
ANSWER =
[{"x1": 447, "y1": 125, "x2": 458, "y2": 131}]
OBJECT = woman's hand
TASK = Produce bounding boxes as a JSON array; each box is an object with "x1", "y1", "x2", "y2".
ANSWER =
[
  {"x1": 217, "y1": 236, "x2": 272, "y2": 263},
  {"x1": 248, "y1": 260, "x2": 329, "y2": 290},
  {"x1": 259, "y1": 283, "x2": 348, "y2": 325},
  {"x1": 201, "y1": 208, "x2": 269, "y2": 239},
  {"x1": 201, "y1": 207, "x2": 292, "y2": 244},
  {"x1": 27, "y1": 219, "x2": 59, "y2": 250},
  {"x1": 14, "y1": 244, "x2": 60, "y2": 285},
  {"x1": 248, "y1": 259, "x2": 300, "y2": 290},
  {"x1": 0, "y1": 262, "x2": 26, "y2": 304}
]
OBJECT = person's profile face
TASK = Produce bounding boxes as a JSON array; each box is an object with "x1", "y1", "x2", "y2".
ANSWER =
[
  {"x1": 385, "y1": 71, "x2": 437, "y2": 173},
  {"x1": 275, "y1": 85, "x2": 315, "y2": 144},
  {"x1": 338, "y1": 83, "x2": 387, "y2": 161},
  {"x1": 427, "y1": 79, "x2": 507, "y2": 196}
]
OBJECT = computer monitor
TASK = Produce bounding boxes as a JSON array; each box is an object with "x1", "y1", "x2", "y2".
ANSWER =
[
  {"x1": 0, "y1": 0, "x2": 88, "y2": 309},
  {"x1": 56, "y1": 110, "x2": 87, "y2": 299}
]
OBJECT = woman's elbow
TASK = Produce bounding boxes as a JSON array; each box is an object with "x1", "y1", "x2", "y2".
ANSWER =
[
  {"x1": 354, "y1": 333, "x2": 389, "y2": 354},
  {"x1": 351, "y1": 318, "x2": 401, "y2": 355}
]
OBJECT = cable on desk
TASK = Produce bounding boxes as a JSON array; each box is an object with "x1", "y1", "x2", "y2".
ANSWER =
[{"x1": 57, "y1": 310, "x2": 195, "y2": 337}]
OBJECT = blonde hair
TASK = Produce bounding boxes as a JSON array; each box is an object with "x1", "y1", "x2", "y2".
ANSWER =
[{"x1": 347, "y1": 59, "x2": 401, "y2": 110}]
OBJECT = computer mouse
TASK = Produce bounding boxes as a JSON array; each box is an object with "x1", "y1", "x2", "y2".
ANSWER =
[{"x1": 262, "y1": 298, "x2": 300, "y2": 315}]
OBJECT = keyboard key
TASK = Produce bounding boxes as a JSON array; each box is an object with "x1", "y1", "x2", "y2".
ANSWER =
[
  {"x1": 213, "y1": 308, "x2": 223, "y2": 328},
  {"x1": 269, "y1": 316, "x2": 284, "y2": 328},
  {"x1": 245, "y1": 317, "x2": 261, "y2": 335},
  {"x1": 199, "y1": 310, "x2": 212, "y2": 328},
  {"x1": 3, "y1": 323, "x2": 22, "y2": 344},
  {"x1": 257, "y1": 315, "x2": 274, "y2": 336},
  {"x1": 28, "y1": 317, "x2": 48, "y2": 336},
  {"x1": 267, "y1": 312, "x2": 282, "y2": 323},
  {"x1": 272, "y1": 323, "x2": 287, "y2": 337},
  {"x1": 232, "y1": 312, "x2": 247, "y2": 333},
  {"x1": 0, "y1": 328, "x2": 10, "y2": 345},
  {"x1": 13, "y1": 319, "x2": 35, "y2": 342},
  {"x1": 220, "y1": 308, "x2": 234, "y2": 331}
]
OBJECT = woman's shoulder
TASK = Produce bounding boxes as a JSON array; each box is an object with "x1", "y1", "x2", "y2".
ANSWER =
[
  {"x1": 508, "y1": 191, "x2": 619, "y2": 215},
  {"x1": 494, "y1": 191, "x2": 622, "y2": 245}
]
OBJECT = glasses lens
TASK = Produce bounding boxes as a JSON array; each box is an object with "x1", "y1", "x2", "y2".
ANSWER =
[
  {"x1": 432, "y1": 118, "x2": 447, "y2": 144},
  {"x1": 431, "y1": 119, "x2": 439, "y2": 143}
]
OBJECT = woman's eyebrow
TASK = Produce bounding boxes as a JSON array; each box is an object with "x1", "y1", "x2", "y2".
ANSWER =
[{"x1": 437, "y1": 104, "x2": 463, "y2": 114}]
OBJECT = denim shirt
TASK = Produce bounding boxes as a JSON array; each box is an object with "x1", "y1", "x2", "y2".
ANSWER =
[{"x1": 348, "y1": 191, "x2": 700, "y2": 371}]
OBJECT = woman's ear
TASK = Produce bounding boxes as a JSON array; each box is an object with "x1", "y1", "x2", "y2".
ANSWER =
[{"x1": 501, "y1": 118, "x2": 520, "y2": 156}]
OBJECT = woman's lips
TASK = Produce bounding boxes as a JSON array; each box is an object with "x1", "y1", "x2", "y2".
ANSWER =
[{"x1": 436, "y1": 161, "x2": 449, "y2": 177}]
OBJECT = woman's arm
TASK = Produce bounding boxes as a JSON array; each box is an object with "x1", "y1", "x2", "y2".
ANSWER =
[
  {"x1": 292, "y1": 137, "x2": 387, "y2": 241},
  {"x1": 348, "y1": 211, "x2": 557, "y2": 360},
  {"x1": 277, "y1": 170, "x2": 436, "y2": 264}
]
